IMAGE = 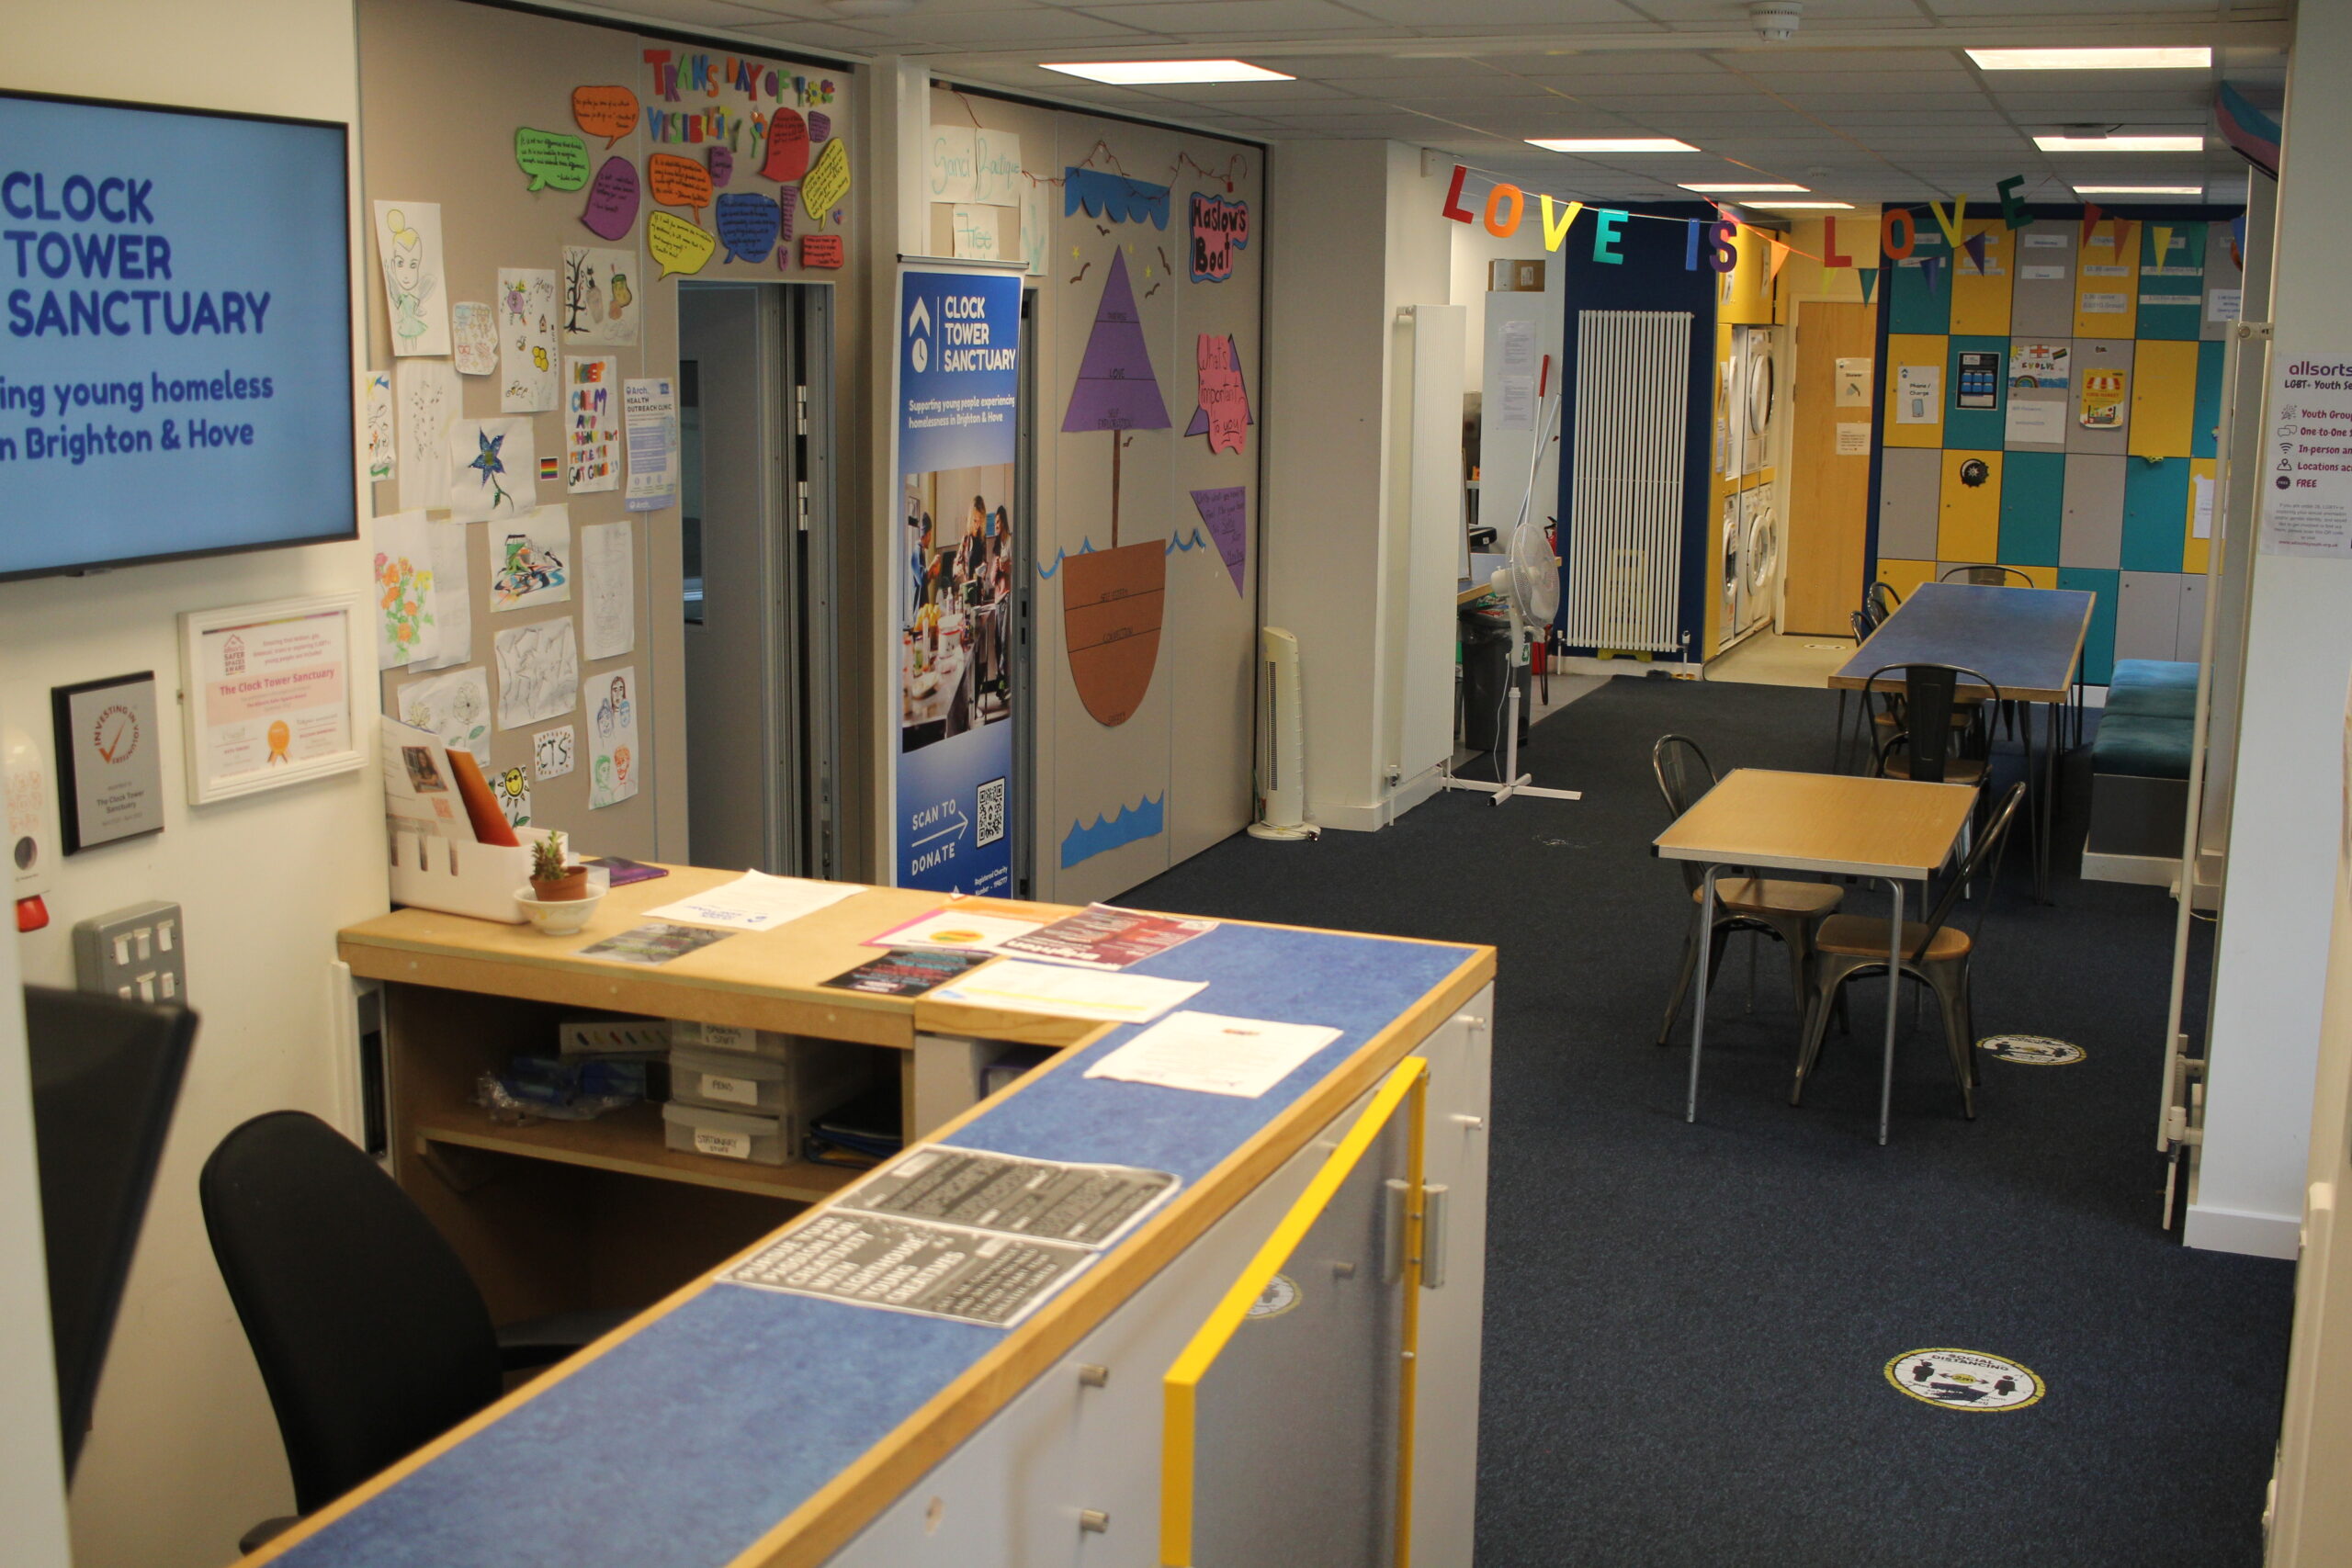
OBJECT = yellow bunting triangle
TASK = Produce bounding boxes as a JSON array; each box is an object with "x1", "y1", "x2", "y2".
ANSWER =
[{"x1": 2151, "y1": 224, "x2": 2174, "y2": 265}]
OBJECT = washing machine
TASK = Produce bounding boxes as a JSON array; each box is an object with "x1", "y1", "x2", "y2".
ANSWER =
[
  {"x1": 1733, "y1": 326, "x2": 1779, "y2": 479},
  {"x1": 1738, "y1": 487, "x2": 1780, "y2": 637},
  {"x1": 1719, "y1": 493, "x2": 1740, "y2": 633}
]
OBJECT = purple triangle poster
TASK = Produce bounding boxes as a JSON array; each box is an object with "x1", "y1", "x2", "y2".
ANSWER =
[
  {"x1": 1062, "y1": 248, "x2": 1170, "y2": 434},
  {"x1": 1191, "y1": 486, "x2": 1248, "y2": 594}
]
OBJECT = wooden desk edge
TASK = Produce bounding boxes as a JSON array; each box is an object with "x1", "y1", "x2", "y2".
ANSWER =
[{"x1": 247, "y1": 939, "x2": 1498, "y2": 1568}]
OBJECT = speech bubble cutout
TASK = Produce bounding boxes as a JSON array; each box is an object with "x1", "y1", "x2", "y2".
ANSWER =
[
  {"x1": 571, "y1": 85, "x2": 640, "y2": 149},
  {"x1": 808, "y1": 111, "x2": 831, "y2": 143},
  {"x1": 708, "y1": 146, "x2": 733, "y2": 188},
  {"x1": 515, "y1": 129, "x2": 590, "y2": 192},
  {"x1": 762, "y1": 107, "x2": 809, "y2": 183},
  {"x1": 647, "y1": 211, "x2": 717, "y2": 279},
  {"x1": 799, "y1": 136, "x2": 851, "y2": 222},
  {"x1": 580, "y1": 156, "x2": 639, "y2": 242},
  {"x1": 714, "y1": 192, "x2": 781, "y2": 265},
  {"x1": 647, "y1": 152, "x2": 714, "y2": 218}
]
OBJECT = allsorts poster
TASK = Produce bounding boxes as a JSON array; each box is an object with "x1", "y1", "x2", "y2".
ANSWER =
[{"x1": 892, "y1": 267, "x2": 1023, "y2": 895}]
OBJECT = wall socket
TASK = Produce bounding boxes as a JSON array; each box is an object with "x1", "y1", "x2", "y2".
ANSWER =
[{"x1": 73, "y1": 899, "x2": 187, "y2": 1005}]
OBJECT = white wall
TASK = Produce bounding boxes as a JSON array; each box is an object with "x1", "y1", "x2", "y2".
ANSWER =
[
  {"x1": 1449, "y1": 200, "x2": 1567, "y2": 557},
  {"x1": 1, "y1": 3, "x2": 387, "y2": 1562},
  {"x1": 1263, "y1": 142, "x2": 1453, "y2": 830},
  {"x1": 2193, "y1": 3, "x2": 2352, "y2": 1260}
]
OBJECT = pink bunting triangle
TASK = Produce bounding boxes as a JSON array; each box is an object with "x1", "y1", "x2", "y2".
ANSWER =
[{"x1": 1962, "y1": 231, "x2": 1989, "y2": 274}]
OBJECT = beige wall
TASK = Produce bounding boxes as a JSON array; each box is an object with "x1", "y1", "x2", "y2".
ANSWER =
[{"x1": 0, "y1": 3, "x2": 386, "y2": 1562}]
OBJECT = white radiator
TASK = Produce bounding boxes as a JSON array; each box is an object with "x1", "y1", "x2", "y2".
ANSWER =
[{"x1": 1561, "y1": 309, "x2": 1692, "y2": 653}]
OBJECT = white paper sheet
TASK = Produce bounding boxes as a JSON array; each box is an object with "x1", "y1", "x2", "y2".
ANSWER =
[
  {"x1": 580, "y1": 522, "x2": 635, "y2": 659},
  {"x1": 498, "y1": 267, "x2": 560, "y2": 413},
  {"x1": 1495, "y1": 374, "x2": 1536, "y2": 434},
  {"x1": 2192, "y1": 473, "x2": 2215, "y2": 540},
  {"x1": 394, "y1": 358, "x2": 460, "y2": 513},
  {"x1": 1894, "y1": 366, "x2": 1940, "y2": 424},
  {"x1": 2208, "y1": 288, "x2": 2243, "y2": 322},
  {"x1": 395, "y1": 665, "x2": 492, "y2": 766},
  {"x1": 369, "y1": 510, "x2": 439, "y2": 669},
  {"x1": 447, "y1": 417, "x2": 537, "y2": 524},
  {"x1": 453, "y1": 300, "x2": 496, "y2": 375},
  {"x1": 644, "y1": 870, "x2": 865, "y2": 931},
  {"x1": 2005, "y1": 400, "x2": 2066, "y2": 445},
  {"x1": 1083, "y1": 1010, "x2": 1342, "y2": 1099},
  {"x1": 492, "y1": 617, "x2": 579, "y2": 729},
  {"x1": 561, "y1": 245, "x2": 640, "y2": 346},
  {"x1": 566, "y1": 355, "x2": 620, "y2": 493},
  {"x1": 866, "y1": 908, "x2": 1046, "y2": 954},
  {"x1": 490, "y1": 504, "x2": 571, "y2": 611},
  {"x1": 358, "y1": 369, "x2": 393, "y2": 486},
  {"x1": 931, "y1": 961, "x2": 1206, "y2": 1025},
  {"x1": 623, "y1": 377, "x2": 679, "y2": 512},
  {"x1": 970, "y1": 128, "x2": 1023, "y2": 208},
  {"x1": 381, "y1": 716, "x2": 475, "y2": 841},
  {"x1": 1498, "y1": 318, "x2": 1538, "y2": 375},
  {"x1": 586, "y1": 665, "x2": 639, "y2": 808},
  {"x1": 421, "y1": 520, "x2": 473, "y2": 669},
  {"x1": 374, "y1": 200, "x2": 451, "y2": 356},
  {"x1": 1835, "y1": 422, "x2": 1871, "y2": 456}
]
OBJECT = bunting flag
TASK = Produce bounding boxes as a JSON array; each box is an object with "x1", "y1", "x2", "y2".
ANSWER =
[
  {"x1": 2215, "y1": 81, "x2": 2281, "y2": 178},
  {"x1": 2081, "y1": 203, "x2": 2106, "y2": 247},
  {"x1": 2151, "y1": 224, "x2": 2174, "y2": 264},
  {"x1": 1857, "y1": 266, "x2": 1880, "y2": 303},
  {"x1": 1962, "y1": 231, "x2": 1989, "y2": 275},
  {"x1": 1918, "y1": 254, "x2": 1943, "y2": 294},
  {"x1": 1767, "y1": 238, "x2": 1791, "y2": 281},
  {"x1": 2110, "y1": 219, "x2": 2138, "y2": 258}
]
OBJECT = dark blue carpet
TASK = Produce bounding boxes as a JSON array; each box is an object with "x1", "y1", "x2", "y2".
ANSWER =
[{"x1": 1123, "y1": 673, "x2": 2293, "y2": 1568}]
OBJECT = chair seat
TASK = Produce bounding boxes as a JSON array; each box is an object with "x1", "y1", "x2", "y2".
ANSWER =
[
  {"x1": 1882, "y1": 752, "x2": 1985, "y2": 784},
  {"x1": 1815, "y1": 913, "x2": 1972, "y2": 962},
  {"x1": 1695, "y1": 877, "x2": 1843, "y2": 917}
]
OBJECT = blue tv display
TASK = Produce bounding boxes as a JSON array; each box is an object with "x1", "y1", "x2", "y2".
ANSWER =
[{"x1": 0, "y1": 92, "x2": 355, "y2": 581}]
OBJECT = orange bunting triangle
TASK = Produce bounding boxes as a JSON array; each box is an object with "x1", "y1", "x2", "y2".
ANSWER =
[
  {"x1": 1767, "y1": 238, "x2": 1791, "y2": 281},
  {"x1": 2080, "y1": 203, "x2": 2105, "y2": 247}
]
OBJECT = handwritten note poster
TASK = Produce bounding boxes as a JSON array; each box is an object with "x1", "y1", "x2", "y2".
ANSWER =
[
  {"x1": 566, "y1": 355, "x2": 619, "y2": 492},
  {"x1": 498, "y1": 267, "x2": 560, "y2": 413},
  {"x1": 1191, "y1": 333, "x2": 1252, "y2": 455},
  {"x1": 1190, "y1": 487, "x2": 1248, "y2": 594}
]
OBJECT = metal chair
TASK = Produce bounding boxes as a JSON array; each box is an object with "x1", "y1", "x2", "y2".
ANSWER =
[
  {"x1": 1865, "y1": 663, "x2": 2001, "y2": 787},
  {"x1": 1866, "y1": 580, "x2": 1902, "y2": 625},
  {"x1": 1939, "y1": 563, "x2": 2035, "y2": 587},
  {"x1": 1652, "y1": 736, "x2": 1843, "y2": 1046},
  {"x1": 1790, "y1": 783, "x2": 2029, "y2": 1120}
]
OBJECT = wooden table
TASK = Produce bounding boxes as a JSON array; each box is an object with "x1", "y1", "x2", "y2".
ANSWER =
[
  {"x1": 1829, "y1": 581, "x2": 2095, "y2": 901},
  {"x1": 1654, "y1": 769, "x2": 1979, "y2": 1144}
]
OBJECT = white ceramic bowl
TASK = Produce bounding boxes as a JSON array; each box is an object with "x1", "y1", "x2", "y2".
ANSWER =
[{"x1": 513, "y1": 884, "x2": 605, "y2": 936}]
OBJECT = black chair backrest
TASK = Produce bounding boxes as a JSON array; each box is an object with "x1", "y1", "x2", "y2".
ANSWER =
[
  {"x1": 1652, "y1": 736, "x2": 1717, "y2": 894},
  {"x1": 1939, "y1": 563, "x2": 2033, "y2": 587},
  {"x1": 1914, "y1": 784, "x2": 2030, "y2": 960},
  {"x1": 1849, "y1": 609, "x2": 1874, "y2": 644},
  {"x1": 25, "y1": 987, "x2": 197, "y2": 1480},
  {"x1": 1865, "y1": 663, "x2": 2002, "y2": 783},
  {"x1": 199, "y1": 1111, "x2": 503, "y2": 1515},
  {"x1": 1866, "y1": 581, "x2": 1901, "y2": 624}
]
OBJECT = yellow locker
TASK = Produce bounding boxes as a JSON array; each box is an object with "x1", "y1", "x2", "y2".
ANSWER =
[
  {"x1": 1883, "y1": 333, "x2": 1948, "y2": 449},
  {"x1": 1949, "y1": 222, "x2": 2016, "y2": 337},
  {"x1": 2130, "y1": 339, "x2": 2199, "y2": 458},
  {"x1": 1938, "y1": 449, "x2": 2003, "y2": 561},
  {"x1": 2010, "y1": 563, "x2": 2060, "y2": 589},
  {"x1": 2075, "y1": 220, "x2": 2139, "y2": 338},
  {"x1": 1875, "y1": 558, "x2": 1936, "y2": 603},
  {"x1": 2184, "y1": 456, "x2": 2216, "y2": 574}
]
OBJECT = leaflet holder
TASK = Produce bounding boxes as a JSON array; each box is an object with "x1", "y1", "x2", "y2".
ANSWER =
[{"x1": 387, "y1": 824, "x2": 558, "y2": 924}]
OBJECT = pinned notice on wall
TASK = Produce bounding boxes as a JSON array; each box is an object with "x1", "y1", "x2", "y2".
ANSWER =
[
  {"x1": 566, "y1": 355, "x2": 621, "y2": 493},
  {"x1": 394, "y1": 359, "x2": 460, "y2": 513},
  {"x1": 1835, "y1": 422, "x2": 1871, "y2": 456},
  {"x1": 2260, "y1": 352, "x2": 2352, "y2": 557},
  {"x1": 2020, "y1": 264, "x2": 2067, "y2": 281},
  {"x1": 2005, "y1": 400, "x2": 2065, "y2": 445},
  {"x1": 587, "y1": 666, "x2": 639, "y2": 808},
  {"x1": 2209, "y1": 288, "x2": 2244, "y2": 322},
  {"x1": 950, "y1": 205, "x2": 1000, "y2": 261},
  {"x1": 581, "y1": 522, "x2": 635, "y2": 660},
  {"x1": 1835, "y1": 357, "x2": 1871, "y2": 407},
  {"x1": 493, "y1": 616, "x2": 580, "y2": 730},
  {"x1": 1194, "y1": 334, "x2": 1252, "y2": 453},
  {"x1": 374, "y1": 200, "x2": 451, "y2": 356},
  {"x1": 623, "y1": 377, "x2": 678, "y2": 512},
  {"x1": 499, "y1": 268, "x2": 560, "y2": 412},
  {"x1": 447, "y1": 418, "x2": 537, "y2": 525},
  {"x1": 562, "y1": 246, "x2": 639, "y2": 345},
  {"x1": 491, "y1": 504, "x2": 571, "y2": 612},
  {"x1": 1894, "y1": 365, "x2": 1940, "y2": 424},
  {"x1": 2192, "y1": 473, "x2": 2216, "y2": 541},
  {"x1": 2081, "y1": 292, "x2": 2130, "y2": 316},
  {"x1": 370, "y1": 510, "x2": 438, "y2": 670},
  {"x1": 1190, "y1": 486, "x2": 1249, "y2": 594}
]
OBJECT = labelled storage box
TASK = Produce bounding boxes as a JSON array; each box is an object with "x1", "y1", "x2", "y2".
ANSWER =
[
  {"x1": 666, "y1": 1021, "x2": 876, "y2": 1123},
  {"x1": 662, "y1": 1100, "x2": 787, "y2": 1166},
  {"x1": 672, "y1": 1043, "x2": 790, "y2": 1115}
]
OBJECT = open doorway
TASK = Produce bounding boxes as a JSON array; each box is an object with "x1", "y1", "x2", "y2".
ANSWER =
[{"x1": 678, "y1": 282, "x2": 838, "y2": 876}]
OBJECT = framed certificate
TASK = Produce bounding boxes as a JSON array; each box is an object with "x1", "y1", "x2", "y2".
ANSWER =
[
  {"x1": 177, "y1": 592, "x2": 367, "y2": 805},
  {"x1": 51, "y1": 671, "x2": 164, "y2": 852}
]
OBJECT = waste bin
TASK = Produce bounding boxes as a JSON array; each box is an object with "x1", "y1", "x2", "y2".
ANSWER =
[{"x1": 1459, "y1": 612, "x2": 1530, "y2": 754}]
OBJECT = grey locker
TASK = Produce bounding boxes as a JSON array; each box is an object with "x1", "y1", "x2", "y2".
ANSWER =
[
  {"x1": 2117, "y1": 570, "x2": 2185, "y2": 662},
  {"x1": 2061, "y1": 453, "x2": 2126, "y2": 569},
  {"x1": 2069, "y1": 338, "x2": 2135, "y2": 456},
  {"x1": 2177, "y1": 572, "x2": 2209, "y2": 660},
  {"x1": 1876, "y1": 446, "x2": 1941, "y2": 560},
  {"x1": 2007, "y1": 334, "x2": 2071, "y2": 450},
  {"x1": 2201, "y1": 219, "x2": 2242, "y2": 342},
  {"x1": 2012, "y1": 222, "x2": 2079, "y2": 337}
]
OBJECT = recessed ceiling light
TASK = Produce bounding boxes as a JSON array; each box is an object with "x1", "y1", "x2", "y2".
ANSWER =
[
  {"x1": 1679, "y1": 183, "x2": 1808, "y2": 193},
  {"x1": 2033, "y1": 134, "x2": 2205, "y2": 152},
  {"x1": 1970, "y1": 47, "x2": 2211, "y2": 71},
  {"x1": 1751, "y1": 200, "x2": 1854, "y2": 209},
  {"x1": 1039, "y1": 60, "x2": 1294, "y2": 85},
  {"x1": 2074, "y1": 184, "x2": 2204, "y2": 197},
  {"x1": 1527, "y1": 138, "x2": 1701, "y2": 153}
]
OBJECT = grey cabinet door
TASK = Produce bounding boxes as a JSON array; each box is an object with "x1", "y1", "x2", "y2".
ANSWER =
[
  {"x1": 1876, "y1": 446, "x2": 1941, "y2": 561},
  {"x1": 2061, "y1": 454, "x2": 2126, "y2": 569},
  {"x1": 2117, "y1": 571, "x2": 2184, "y2": 663}
]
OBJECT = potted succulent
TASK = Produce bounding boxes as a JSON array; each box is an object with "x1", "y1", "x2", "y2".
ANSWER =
[{"x1": 528, "y1": 830, "x2": 588, "y2": 901}]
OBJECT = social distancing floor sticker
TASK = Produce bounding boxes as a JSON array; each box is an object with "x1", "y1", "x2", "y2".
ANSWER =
[
  {"x1": 1978, "y1": 1034, "x2": 2086, "y2": 1066},
  {"x1": 1885, "y1": 1348, "x2": 2045, "y2": 1411}
]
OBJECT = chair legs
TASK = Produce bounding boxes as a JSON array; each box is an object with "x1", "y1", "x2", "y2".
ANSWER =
[
  {"x1": 1791, "y1": 954, "x2": 1976, "y2": 1119},
  {"x1": 1657, "y1": 907, "x2": 1820, "y2": 1047}
]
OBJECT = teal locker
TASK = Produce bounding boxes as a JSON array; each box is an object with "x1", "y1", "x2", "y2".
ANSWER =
[
  {"x1": 2122, "y1": 457, "x2": 2190, "y2": 573},
  {"x1": 2136, "y1": 224, "x2": 2207, "y2": 342},
  {"x1": 2057, "y1": 566, "x2": 2120, "y2": 685},
  {"x1": 2193, "y1": 339, "x2": 2226, "y2": 459},
  {"x1": 1998, "y1": 449, "x2": 2066, "y2": 567},
  {"x1": 1888, "y1": 220, "x2": 1952, "y2": 335},
  {"x1": 1945, "y1": 334, "x2": 2008, "y2": 449}
]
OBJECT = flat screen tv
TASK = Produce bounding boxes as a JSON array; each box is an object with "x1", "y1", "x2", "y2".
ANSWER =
[{"x1": 0, "y1": 91, "x2": 355, "y2": 581}]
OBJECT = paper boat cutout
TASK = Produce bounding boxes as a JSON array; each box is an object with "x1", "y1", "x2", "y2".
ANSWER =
[{"x1": 1061, "y1": 541, "x2": 1165, "y2": 728}]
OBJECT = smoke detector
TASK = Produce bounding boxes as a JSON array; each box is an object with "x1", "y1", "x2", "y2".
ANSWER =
[{"x1": 1751, "y1": 2, "x2": 1802, "y2": 42}]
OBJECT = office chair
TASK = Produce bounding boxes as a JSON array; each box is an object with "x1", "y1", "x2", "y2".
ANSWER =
[
  {"x1": 1652, "y1": 736, "x2": 1843, "y2": 1046},
  {"x1": 1939, "y1": 563, "x2": 2035, "y2": 587},
  {"x1": 1791, "y1": 784, "x2": 2029, "y2": 1120},
  {"x1": 201, "y1": 1111, "x2": 625, "y2": 1551},
  {"x1": 25, "y1": 987, "x2": 198, "y2": 1481}
]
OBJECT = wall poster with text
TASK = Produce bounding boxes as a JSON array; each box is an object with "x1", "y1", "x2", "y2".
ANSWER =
[{"x1": 892, "y1": 266, "x2": 1023, "y2": 894}]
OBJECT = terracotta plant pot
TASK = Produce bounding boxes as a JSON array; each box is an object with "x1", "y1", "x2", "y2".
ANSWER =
[{"x1": 529, "y1": 867, "x2": 590, "y2": 902}]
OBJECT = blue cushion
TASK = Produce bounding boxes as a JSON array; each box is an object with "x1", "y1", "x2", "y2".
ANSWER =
[
  {"x1": 2107, "y1": 659, "x2": 2199, "y2": 720},
  {"x1": 2093, "y1": 713, "x2": 2194, "y2": 780},
  {"x1": 2111, "y1": 659, "x2": 2199, "y2": 692}
]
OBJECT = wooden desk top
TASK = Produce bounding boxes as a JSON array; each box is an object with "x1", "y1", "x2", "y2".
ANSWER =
[
  {"x1": 1653, "y1": 768, "x2": 1979, "y2": 880},
  {"x1": 338, "y1": 869, "x2": 1110, "y2": 1049},
  {"x1": 1827, "y1": 581, "x2": 2093, "y2": 703}
]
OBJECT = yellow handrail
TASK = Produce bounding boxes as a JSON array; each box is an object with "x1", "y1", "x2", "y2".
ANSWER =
[{"x1": 1160, "y1": 1057, "x2": 1429, "y2": 1568}]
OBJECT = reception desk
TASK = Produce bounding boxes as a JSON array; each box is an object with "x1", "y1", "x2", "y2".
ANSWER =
[{"x1": 247, "y1": 869, "x2": 1495, "y2": 1568}]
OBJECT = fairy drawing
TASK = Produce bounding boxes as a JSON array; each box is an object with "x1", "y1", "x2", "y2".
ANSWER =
[{"x1": 383, "y1": 208, "x2": 436, "y2": 346}]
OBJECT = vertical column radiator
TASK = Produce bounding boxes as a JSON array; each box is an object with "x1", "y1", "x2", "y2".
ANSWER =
[{"x1": 1560, "y1": 309, "x2": 1692, "y2": 653}]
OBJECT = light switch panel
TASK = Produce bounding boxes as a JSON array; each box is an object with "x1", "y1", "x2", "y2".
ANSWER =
[{"x1": 72, "y1": 899, "x2": 187, "y2": 1005}]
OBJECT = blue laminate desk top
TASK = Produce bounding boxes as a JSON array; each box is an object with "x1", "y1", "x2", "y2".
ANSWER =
[
  {"x1": 267, "y1": 918, "x2": 1487, "y2": 1568},
  {"x1": 1829, "y1": 582, "x2": 2094, "y2": 702}
]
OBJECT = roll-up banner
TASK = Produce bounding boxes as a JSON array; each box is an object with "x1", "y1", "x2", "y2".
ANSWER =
[{"x1": 891, "y1": 265, "x2": 1023, "y2": 893}]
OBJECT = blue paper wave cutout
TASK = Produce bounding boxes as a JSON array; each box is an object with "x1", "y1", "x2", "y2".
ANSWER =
[
  {"x1": 1165, "y1": 527, "x2": 1207, "y2": 555},
  {"x1": 1065, "y1": 168, "x2": 1170, "y2": 230},
  {"x1": 1061, "y1": 794, "x2": 1165, "y2": 869},
  {"x1": 1035, "y1": 538, "x2": 1100, "y2": 580}
]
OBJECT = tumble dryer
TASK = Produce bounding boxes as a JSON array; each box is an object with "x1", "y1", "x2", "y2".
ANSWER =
[
  {"x1": 1720, "y1": 493, "x2": 1740, "y2": 632},
  {"x1": 1732, "y1": 325, "x2": 1779, "y2": 479},
  {"x1": 1735, "y1": 486, "x2": 1780, "y2": 637}
]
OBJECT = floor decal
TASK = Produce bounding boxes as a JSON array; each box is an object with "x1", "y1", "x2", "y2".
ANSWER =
[
  {"x1": 1978, "y1": 1034, "x2": 2086, "y2": 1066},
  {"x1": 1884, "y1": 1348, "x2": 2044, "y2": 1411}
]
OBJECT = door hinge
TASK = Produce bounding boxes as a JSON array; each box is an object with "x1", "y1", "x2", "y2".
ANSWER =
[
  {"x1": 796, "y1": 478, "x2": 810, "y2": 532},
  {"x1": 795, "y1": 386, "x2": 811, "y2": 435}
]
